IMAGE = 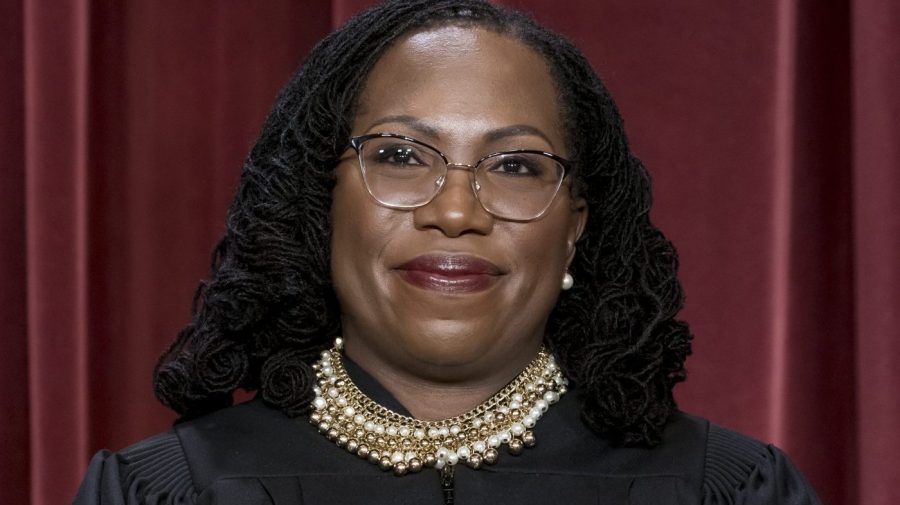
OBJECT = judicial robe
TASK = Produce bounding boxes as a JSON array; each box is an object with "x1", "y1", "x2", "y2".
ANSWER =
[{"x1": 74, "y1": 360, "x2": 821, "y2": 504}]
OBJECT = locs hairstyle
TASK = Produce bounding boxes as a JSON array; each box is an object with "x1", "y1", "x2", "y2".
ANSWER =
[{"x1": 153, "y1": 0, "x2": 692, "y2": 447}]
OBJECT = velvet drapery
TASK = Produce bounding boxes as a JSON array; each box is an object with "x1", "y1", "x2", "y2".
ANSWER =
[{"x1": 2, "y1": 1, "x2": 897, "y2": 504}]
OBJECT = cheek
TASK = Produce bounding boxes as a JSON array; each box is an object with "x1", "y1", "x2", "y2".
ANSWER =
[
  {"x1": 330, "y1": 173, "x2": 386, "y2": 290},
  {"x1": 507, "y1": 205, "x2": 581, "y2": 308},
  {"x1": 501, "y1": 223, "x2": 572, "y2": 313},
  {"x1": 330, "y1": 169, "x2": 411, "y2": 308},
  {"x1": 516, "y1": 219, "x2": 573, "y2": 276}
]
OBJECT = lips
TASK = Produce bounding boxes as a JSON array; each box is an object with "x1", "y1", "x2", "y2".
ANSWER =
[{"x1": 395, "y1": 254, "x2": 503, "y2": 293}]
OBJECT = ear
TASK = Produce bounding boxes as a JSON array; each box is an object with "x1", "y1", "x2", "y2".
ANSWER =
[{"x1": 565, "y1": 196, "x2": 588, "y2": 269}]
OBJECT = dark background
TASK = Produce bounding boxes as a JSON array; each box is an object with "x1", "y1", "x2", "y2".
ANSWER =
[{"x1": 2, "y1": 1, "x2": 898, "y2": 504}]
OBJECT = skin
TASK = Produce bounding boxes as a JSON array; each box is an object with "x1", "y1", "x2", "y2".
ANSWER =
[{"x1": 331, "y1": 26, "x2": 587, "y2": 420}]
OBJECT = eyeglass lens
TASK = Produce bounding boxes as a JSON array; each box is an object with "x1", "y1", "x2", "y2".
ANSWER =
[{"x1": 357, "y1": 136, "x2": 564, "y2": 220}]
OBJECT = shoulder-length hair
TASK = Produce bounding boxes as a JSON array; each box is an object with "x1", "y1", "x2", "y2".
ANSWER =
[{"x1": 154, "y1": 0, "x2": 692, "y2": 447}]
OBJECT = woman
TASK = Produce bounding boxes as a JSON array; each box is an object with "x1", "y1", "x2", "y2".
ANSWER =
[{"x1": 75, "y1": 1, "x2": 821, "y2": 503}]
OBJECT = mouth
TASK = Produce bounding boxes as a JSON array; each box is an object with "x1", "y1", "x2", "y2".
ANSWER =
[{"x1": 394, "y1": 254, "x2": 504, "y2": 293}]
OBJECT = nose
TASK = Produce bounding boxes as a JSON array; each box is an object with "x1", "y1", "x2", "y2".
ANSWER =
[{"x1": 413, "y1": 167, "x2": 494, "y2": 237}]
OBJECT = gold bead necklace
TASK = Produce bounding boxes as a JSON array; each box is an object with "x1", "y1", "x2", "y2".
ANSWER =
[{"x1": 309, "y1": 338, "x2": 568, "y2": 476}]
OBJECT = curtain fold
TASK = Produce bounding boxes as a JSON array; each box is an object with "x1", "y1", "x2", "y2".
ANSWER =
[
  {"x1": 0, "y1": 2, "x2": 28, "y2": 504},
  {"x1": 852, "y1": 1, "x2": 900, "y2": 504},
  {"x1": 1, "y1": 1, "x2": 896, "y2": 504},
  {"x1": 23, "y1": 1, "x2": 91, "y2": 504},
  {"x1": 774, "y1": 1, "x2": 856, "y2": 503}
]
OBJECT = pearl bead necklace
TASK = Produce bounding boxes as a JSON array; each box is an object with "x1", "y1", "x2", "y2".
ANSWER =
[{"x1": 309, "y1": 338, "x2": 568, "y2": 476}]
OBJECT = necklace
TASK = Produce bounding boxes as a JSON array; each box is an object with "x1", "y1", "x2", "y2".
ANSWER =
[{"x1": 309, "y1": 338, "x2": 568, "y2": 476}]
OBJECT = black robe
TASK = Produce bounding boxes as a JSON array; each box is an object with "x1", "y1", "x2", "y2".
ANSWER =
[{"x1": 74, "y1": 361, "x2": 822, "y2": 504}]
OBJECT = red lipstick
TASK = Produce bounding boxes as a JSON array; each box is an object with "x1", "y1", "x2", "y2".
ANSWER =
[{"x1": 395, "y1": 255, "x2": 502, "y2": 293}]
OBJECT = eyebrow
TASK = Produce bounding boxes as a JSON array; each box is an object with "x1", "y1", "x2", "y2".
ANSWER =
[
  {"x1": 366, "y1": 115, "x2": 441, "y2": 138},
  {"x1": 365, "y1": 115, "x2": 555, "y2": 147},
  {"x1": 484, "y1": 124, "x2": 553, "y2": 146}
]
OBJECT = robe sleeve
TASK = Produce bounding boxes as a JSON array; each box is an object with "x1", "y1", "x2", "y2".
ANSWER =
[
  {"x1": 72, "y1": 431, "x2": 197, "y2": 505},
  {"x1": 702, "y1": 424, "x2": 822, "y2": 505}
]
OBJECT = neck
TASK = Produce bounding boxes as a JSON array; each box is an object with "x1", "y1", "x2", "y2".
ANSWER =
[
  {"x1": 356, "y1": 362, "x2": 525, "y2": 421},
  {"x1": 344, "y1": 340, "x2": 543, "y2": 421}
]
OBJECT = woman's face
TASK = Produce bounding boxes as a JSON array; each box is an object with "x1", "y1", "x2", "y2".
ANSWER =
[{"x1": 331, "y1": 26, "x2": 587, "y2": 384}]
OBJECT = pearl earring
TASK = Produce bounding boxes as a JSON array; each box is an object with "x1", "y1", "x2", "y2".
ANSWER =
[{"x1": 561, "y1": 272, "x2": 574, "y2": 290}]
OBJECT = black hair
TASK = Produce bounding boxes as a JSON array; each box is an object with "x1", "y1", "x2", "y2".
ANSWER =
[{"x1": 153, "y1": 0, "x2": 692, "y2": 447}]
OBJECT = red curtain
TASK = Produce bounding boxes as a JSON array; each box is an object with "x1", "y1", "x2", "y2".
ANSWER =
[{"x1": 2, "y1": 1, "x2": 897, "y2": 504}]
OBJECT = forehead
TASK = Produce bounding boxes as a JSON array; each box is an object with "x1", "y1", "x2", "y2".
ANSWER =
[{"x1": 353, "y1": 26, "x2": 564, "y2": 151}]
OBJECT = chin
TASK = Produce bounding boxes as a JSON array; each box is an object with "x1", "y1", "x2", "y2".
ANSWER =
[{"x1": 401, "y1": 326, "x2": 498, "y2": 372}]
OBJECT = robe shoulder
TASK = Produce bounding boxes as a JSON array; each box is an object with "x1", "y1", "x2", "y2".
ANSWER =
[
  {"x1": 701, "y1": 422, "x2": 822, "y2": 505},
  {"x1": 73, "y1": 430, "x2": 197, "y2": 504}
]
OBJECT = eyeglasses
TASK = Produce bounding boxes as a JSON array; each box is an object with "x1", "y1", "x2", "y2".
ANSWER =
[{"x1": 349, "y1": 133, "x2": 572, "y2": 221}]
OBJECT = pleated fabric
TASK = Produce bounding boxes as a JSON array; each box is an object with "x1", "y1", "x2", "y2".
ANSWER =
[
  {"x1": 74, "y1": 432, "x2": 196, "y2": 505},
  {"x1": 703, "y1": 425, "x2": 820, "y2": 505}
]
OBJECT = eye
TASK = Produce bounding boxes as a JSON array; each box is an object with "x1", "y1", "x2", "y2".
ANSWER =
[
  {"x1": 488, "y1": 155, "x2": 545, "y2": 177},
  {"x1": 374, "y1": 144, "x2": 427, "y2": 166}
]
